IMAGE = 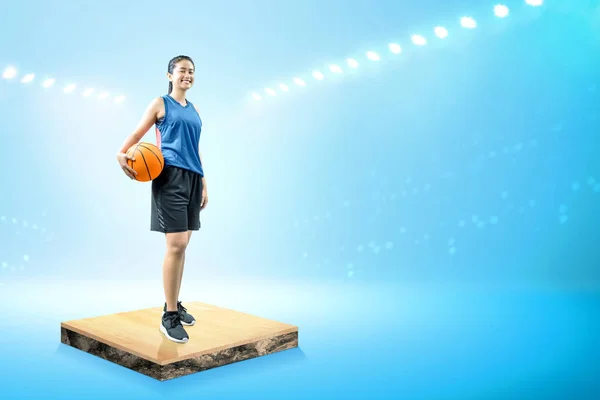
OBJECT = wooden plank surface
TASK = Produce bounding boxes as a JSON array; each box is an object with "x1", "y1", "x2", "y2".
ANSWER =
[{"x1": 61, "y1": 302, "x2": 298, "y2": 365}]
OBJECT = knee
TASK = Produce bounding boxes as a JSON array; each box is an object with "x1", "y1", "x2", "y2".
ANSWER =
[{"x1": 167, "y1": 238, "x2": 188, "y2": 255}]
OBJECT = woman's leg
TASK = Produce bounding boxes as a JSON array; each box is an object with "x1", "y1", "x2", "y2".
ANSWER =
[
  {"x1": 163, "y1": 231, "x2": 189, "y2": 312},
  {"x1": 175, "y1": 231, "x2": 193, "y2": 302}
]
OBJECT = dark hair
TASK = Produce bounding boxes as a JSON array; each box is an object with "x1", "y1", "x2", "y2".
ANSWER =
[{"x1": 167, "y1": 55, "x2": 195, "y2": 94}]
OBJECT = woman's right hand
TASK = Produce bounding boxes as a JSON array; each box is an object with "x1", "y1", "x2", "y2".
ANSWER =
[{"x1": 116, "y1": 152, "x2": 138, "y2": 179}]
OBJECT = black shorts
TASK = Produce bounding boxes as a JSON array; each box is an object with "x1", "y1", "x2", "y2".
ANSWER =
[{"x1": 150, "y1": 165, "x2": 203, "y2": 233}]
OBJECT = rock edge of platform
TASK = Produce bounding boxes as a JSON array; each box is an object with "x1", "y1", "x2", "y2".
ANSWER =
[{"x1": 61, "y1": 326, "x2": 298, "y2": 381}]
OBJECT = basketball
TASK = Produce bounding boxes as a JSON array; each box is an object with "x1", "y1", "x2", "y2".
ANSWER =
[{"x1": 126, "y1": 142, "x2": 164, "y2": 182}]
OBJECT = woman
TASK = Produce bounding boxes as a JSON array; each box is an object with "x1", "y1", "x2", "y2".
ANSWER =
[{"x1": 116, "y1": 55, "x2": 207, "y2": 344}]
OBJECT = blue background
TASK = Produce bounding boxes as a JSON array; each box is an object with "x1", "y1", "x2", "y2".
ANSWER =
[{"x1": 1, "y1": 0, "x2": 599, "y2": 398}]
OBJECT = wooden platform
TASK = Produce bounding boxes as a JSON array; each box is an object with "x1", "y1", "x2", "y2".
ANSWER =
[{"x1": 60, "y1": 302, "x2": 298, "y2": 381}]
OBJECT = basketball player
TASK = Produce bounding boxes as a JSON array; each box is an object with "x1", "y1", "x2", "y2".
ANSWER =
[{"x1": 116, "y1": 55, "x2": 207, "y2": 344}]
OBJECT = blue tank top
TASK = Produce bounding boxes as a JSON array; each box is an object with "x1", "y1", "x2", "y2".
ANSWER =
[{"x1": 154, "y1": 94, "x2": 204, "y2": 176}]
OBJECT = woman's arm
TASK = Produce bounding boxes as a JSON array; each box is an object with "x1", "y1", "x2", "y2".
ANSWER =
[
  {"x1": 117, "y1": 97, "x2": 163, "y2": 154},
  {"x1": 116, "y1": 97, "x2": 163, "y2": 179}
]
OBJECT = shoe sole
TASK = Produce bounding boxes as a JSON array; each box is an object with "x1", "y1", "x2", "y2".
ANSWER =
[
  {"x1": 162, "y1": 311, "x2": 195, "y2": 326},
  {"x1": 159, "y1": 323, "x2": 189, "y2": 343}
]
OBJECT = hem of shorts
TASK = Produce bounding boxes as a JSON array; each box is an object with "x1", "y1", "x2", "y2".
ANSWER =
[{"x1": 151, "y1": 227, "x2": 199, "y2": 233}]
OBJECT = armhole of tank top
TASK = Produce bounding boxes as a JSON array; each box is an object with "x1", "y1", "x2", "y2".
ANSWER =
[
  {"x1": 156, "y1": 95, "x2": 168, "y2": 126},
  {"x1": 189, "y1": 101, "x2": 200, "y2": 117}
]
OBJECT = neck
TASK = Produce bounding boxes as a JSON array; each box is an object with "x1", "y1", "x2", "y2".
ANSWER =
[{"x1": 169, "y1": 89, "x2": 186, "y2": 102}]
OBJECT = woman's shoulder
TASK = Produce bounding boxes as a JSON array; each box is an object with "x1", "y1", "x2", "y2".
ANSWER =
[
  {"x1": 149, "y1": 96, "x2": 167, "y2": 120},
  {"x1": 147, "y1": 95, "x2": 166, "y2": 107}
]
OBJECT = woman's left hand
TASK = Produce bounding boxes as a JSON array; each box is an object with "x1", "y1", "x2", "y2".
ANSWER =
[{"x1": 201, "y1": 187, "x2": 208, "y2": 210}]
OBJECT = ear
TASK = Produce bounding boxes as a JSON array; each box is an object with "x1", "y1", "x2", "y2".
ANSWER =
[{"x1": 166, "y1": 72, "x2": 173, "y2": 81}]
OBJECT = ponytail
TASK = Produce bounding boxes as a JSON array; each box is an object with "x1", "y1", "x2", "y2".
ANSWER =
[{"x1": 168, "y1": 81, "x2": 173, "y2": 94}]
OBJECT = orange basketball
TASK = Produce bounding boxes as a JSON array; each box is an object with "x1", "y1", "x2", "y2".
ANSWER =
[{"x1": 126, "y1": 142, "x2": 164, "y2": 182}]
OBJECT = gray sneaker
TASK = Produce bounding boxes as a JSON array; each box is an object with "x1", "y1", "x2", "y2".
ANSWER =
[
  {"x1": 163, "y1": 301, "x2": 196, "y2": 326},
  {"x1": 177, "y1": 301, "x2": 196, "y2": 326},
  {"x1": 160, "y1": 311, "x2": 189, "y2": 343}
]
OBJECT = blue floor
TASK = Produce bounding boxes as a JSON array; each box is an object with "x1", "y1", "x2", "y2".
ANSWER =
[{"x1": 2, "y1": 282, "x2": 599, "y2": 399}]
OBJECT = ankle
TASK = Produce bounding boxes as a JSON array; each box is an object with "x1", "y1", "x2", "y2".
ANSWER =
[{"x1": 165, "y1": 302, "x2": 178, "y2": 312}]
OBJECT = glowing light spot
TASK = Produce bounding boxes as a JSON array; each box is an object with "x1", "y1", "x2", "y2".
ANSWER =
[
  {"x1": 21, "y1": 73, "x2": 34, "y2": 83},
  {"x1": 366, "y1": 51, "x2": 380, "y2": 61},
  {"x1": 63, "y1": 83, "x2": 76, "y2": 93},
  {"x1": 434, "y1": 26, "x2": 449, "y2": 38},
  {"x1": 494, "y1": 4, "x2": 509, "y2": 18},
  {"x1": 411, "y1": 35, "x2": 427, "y2": 46},
  {"x1": 347, "y1": 58, "x2": 359, "y2": 68},
  {"x1": 2, "y1": 66, "x2": 17, "y2": 79},
  {"x1": 388, "y1": 43, "x2": 402, "y2": 54},
  {"x1": 461, "y1": 17, "x2": 477, "y2": 29},
  {"x1": 42, "y1": 78, "x2": 55, "y2": 88},
  {"x1": 525, "y1": 0, "x2": 543, "y2": 6}
]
